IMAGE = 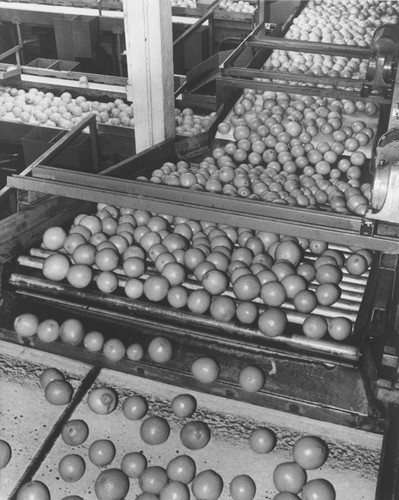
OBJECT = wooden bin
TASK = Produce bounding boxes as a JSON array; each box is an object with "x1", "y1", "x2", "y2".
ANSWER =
[
  {"x1": 54, "y1": 14, "x2": 76, "y2": 60},
  {"x1": 70, "y1": 15, "x2": 99, "y2": 58},
  {"x1": 22, "y1": 127, "x2": 92, "y2": 171}
]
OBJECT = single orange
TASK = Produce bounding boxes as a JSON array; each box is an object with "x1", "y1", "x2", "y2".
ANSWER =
[
  {"x1": 209, "y1": 296, "x2": 236, "y2": 322},
  {"x1": 261, "y1": 281, "x2": 287, "y2": 307},
  {"x1": 302, "y1": 315, "x2": 328, "y2": 339},
  {"x1": 258, "y1": 308, "x2": 287, "y2": 337}
]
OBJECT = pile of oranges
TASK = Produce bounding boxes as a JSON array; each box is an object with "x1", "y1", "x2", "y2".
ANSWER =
[
  {"x1": 143, "y1": 90, "x2": 376, "y2": 216},
  {"x1": 14, "y1": 370, "x2": 336, "y2": 500},
  {"x1": 33, "y1": 204, "x2": 372, "y2": 343},
  {"x1": 267, "y1": 0, "x2": 399, "y2": 78}
]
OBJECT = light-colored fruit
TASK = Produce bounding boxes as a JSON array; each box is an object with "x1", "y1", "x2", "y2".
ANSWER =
[
  {"x1": 45, "y1": 379, "x2": 73, "y2": 405},
  {"x1": 87, "y1": 387, "x2": 118, "y2": 415},
  {"x1": 43, "y1": 253, "x2": 70, "y2": 281},
  {"x1": 94, "y1": 468, "x2": 130, "y2": 500},
  {"x1": 191, "y1": 357, "x2": 220, "y2": 383},
  {"x1": 14, "y1": 313, "x2": 39, "y2": 337}
]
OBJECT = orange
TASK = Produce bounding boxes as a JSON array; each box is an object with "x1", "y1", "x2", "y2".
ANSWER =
[
  {"x1": 302, "y1": 479, "x2": 335, "y2": 500},
  {"x1": 231, "y1": 247, "x2": 254, "y2": 266},
  {"x1": 123, "y1": 257, "x2": 146, "y2": 278},
  {"x1": 296, "y1": 262, "x2": 316, "y2": 282},
  {"x1": 95, "y1": 248, "x2": 119, "y2": 272},
  {"x1": 103, "y1": 338, "x2": 126, "y2": 361},
  {"x1": 87, "y1": 387, "x2": 118, "y2": 415},
  {"x1": 58, "y1": 453, "x2": 86, "y2": 482},
  {"x1": 271, "y1": 260, "x2": 296, "y2": 281},
  {"x1": 236, "y1": 301, "x2": 258, "y2": 324},
  {"x1": 233, "y1": 274, "x2": 261, "y2": 300},
  {"x1": 121, "y1": 452, "x2": 147, "y2": 478},
  {"x1": 256, "y1": 231, "x2": 280, "y2": 251},
  {"x1": 192, "y1": 470, "x2": 223, "y2": 500},
  {"x1": 314, "y1": 256, "x2": 338, "y2": 269},
  {"x1": 40, "y1": 367, "x2": 64, "y2": 389},
  {"x1": 170, "y1": 394, "x2": 197, "y2": 419},
  {"x1": 148, "y1": 336, "x2": 173, "y2": 363},
  {"x1": 147, "y1": 216, "x2": 169, "y2": 232},
  {"x1": 155, "y1": 252, "x2": 177, "y2": 273},
  {"x1": 187, "y1": 289, "x2": 211, "y2": 314},
  {"x1": 0, "y1": 440, "x2": 11, "y2": 470},
  {"x1": 163, "y1": 233, "x2": 190, "y2": 252},
  {"x1": 281, "y1": 274, "x2": 307, "y2": 299},
  {"x1": 126, "y1": 343, "x2": 144, "y2": 361},
  {"x1": 209, "y1": 296, "x2": 236, "y2": 322},
  {"x1": 70, "y1": 224, "x2": 92, "y2": 241},
  {"x1": 43, "y1": 253, "x2": 71, "y2": 281},
  {"x1": 66, "y1": 264, "x2": 93, "y2": 289},
  {"x1": 45, "y1": 379, "x2": 73, "y2": 405},
  {"x1": 14, "y1": 313, "x2": 39, "y2": 337},
  {"x1": 309, "y1": 240, "x2": 328, "y2": 255},
  {"x1": 230, "y1": 266, "x2": 252, "y2": 284},
  {"x1": 256, "y1": 269, "x2": 278, "y2": 286},
  {"x1": 144, "y1": 275, "x2": 170, "y2": 302},
  {"x1": 96, "y1": 271, "x2": 118, "y2": 294},
  {"x1": 94, "y1": 468, "x2": 130, "y2": 500},
  {"x1": 302, "y1": 315, "x2": 328, "y2": 339},
  {"x1": 72, "y1": 244, "x2": 96, "y2": 266},
  {"x1": 206, "y1": 251, "x2": 230, "y2": 272},
  {"x1": 80, "y1": 214, "x2": 102, "y2": 234},
  {"x1": 167, "y1": 285, "x2": 188, "y2": 309},
  {"x1": 37, "y1": 319, "x2": 60, "y2": 343},
  {"x1": 42, "y1": 226, "x2": 67, "y2": 250},
  {"x1": 101, "y1": 216, "x2": 118, "y2": 236},
  {"x1": 244, "y1": 236, "x2": 264, "y2": 256},
  {"x1": 180, "y1": 421, "x2": 211, "y2": 450},
  {"x1": 139, "y1": 466, "x2": 168, "y2": 495},
  {"x1": 108, "y1": 235, "x2": 129, "y2": 254},
  {"x1": 60, "y1": 318, "x2": 85, "y2": 345},
  {"x1": 84, "y1": 330, "x2": 105, "y2": 352},
  {"x1": 160, "y1": 482, "x2": 190, "y2": 500},
  {"x1": 345, "y1": 253, "x2": 368, "y2": 276},
  {"x1": 315, "y1": 283, "x2": 341, "y2": 306},
  {"x1": 148, "y1": 243, "x2": 168, "y2": 263},
  {"x1": 191, "y1": 357, "x2": 220, "y2": 383},
  {"x1": 356, "y1": 248, "x2": 373, "y2": 267},
  {"x1": 16, "y1": 481, "x2": 50, "y2": 500},
  {"x1": 125, "y1": 278, "x2": 144, "y2": 299},
  {"x1": 140, "y1": 417, "x2": 170, "y2": 446},
  {"x1": 161, "y1": 262, "x2": 187, "y2": 286},
  {"x1": 293, "y1": 290, "x2": 317, "y2": 313},
  {"x1": 184, "y1": 248, "x2": 206, "y2": 271},
  {"x1": 230, "y1": 475, "x2": 256, "y2": 500},
  {"x1": 140, "y1": 231, "x2": 162, "y2": 252},
  {"x1": 274, "y1": 240, "x2": 303, "y2": 267},
  {"x1": 328, "y1": 316, "x2": 352, "y2": 341},
  {"x1": 61, "y1": 419, "x2": 89, "y2": 446},
  {"x1": 89, "y1": 439, "x2": 116, "y2": 467},
  {"x1": 249, "y1": 427, "x2": 276, "y2": 453},
  {"x1": 202, "y1": 269, "x2": 229, "y2": 295},
  {"x1": 258, "y1": 308, "x2": 287, "y2": 337},
  {"x1": 293, "y1": 436, "x2": 328, "y2": 470},
  {"x1": 315, "y1": 264, "x2": 343, "y2": 285},
  {"x1": 238, "y1": 366, "x2": 265, "y2": 392},
  {"x1": 261, "y1": 281, "x2": 287, "y2": 307},
  {"x1": 63, "y1": 233, "x2": 86, "y2": 255},
  {"x1": 167, "y1": 455, "x2": 196, "y2": 484},
  {"x1": 273, "y1": 462, "x2": 307, "y2": 494}
]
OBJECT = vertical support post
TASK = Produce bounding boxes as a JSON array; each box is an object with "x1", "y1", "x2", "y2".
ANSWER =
[{"x1": 122, "y1": 0, "x2": 175, "y2": 153}]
